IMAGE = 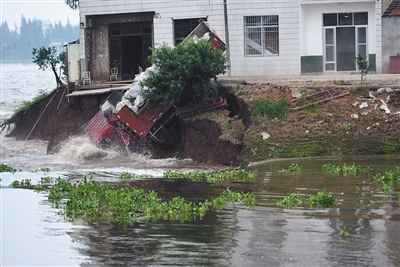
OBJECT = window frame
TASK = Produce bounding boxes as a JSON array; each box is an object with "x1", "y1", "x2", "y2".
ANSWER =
[
  {"x1": 173, "y1": 18, "x2": 207, "y2": 46},
  {"x1": 244, "y1": 15, "x2": 279, "y2": 57}
]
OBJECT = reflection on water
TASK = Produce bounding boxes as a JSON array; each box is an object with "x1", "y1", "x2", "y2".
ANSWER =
[{"x1": 1, "y1": 155, "x2": 399, "y2": 266}]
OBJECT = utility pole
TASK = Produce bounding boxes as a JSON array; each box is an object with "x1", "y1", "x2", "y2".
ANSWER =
[{"x1": 223, "y1": 0, "x2": 231, "y2": 76}]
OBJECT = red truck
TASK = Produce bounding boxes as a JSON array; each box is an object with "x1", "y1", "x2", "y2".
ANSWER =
[{"x1": 85, "y1": 21, "x2": 227, "y2": 152}]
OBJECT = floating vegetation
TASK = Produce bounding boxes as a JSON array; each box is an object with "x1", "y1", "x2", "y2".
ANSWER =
[
  {"x1": 322, "y1": 163, "x2": 373, "y2": 175},
  {"x1": 118, "y1": 172, "x2": 151, "y2": 179},
  {"x1": 11, "y1": 179, "x2": 32, "y2": 188},
  {"x1": 0, "y1": 163, "x2": 17, "y2": 173},
  {"x1": 164, "y1": 168, "x2": 258, "y2": 185},
  {"x1": 39, "y1": 167, "x2": 50, "y2": 172},
  {"x1": 373, "y1": 166, "x2": 400, "y2": 194},
  {"x1": 39, "y1": 176, "x2": 256, "y2": 227},
  {"x1": 277, "y1": 188, "x2": 337, "y2": 209},
  {"x1": 341, "y1": 224, "x2": 353, "y2": 238},
  {"x1": 276, "y1": 192, "x2": 303, "y2": 208},
  {"x1": 279, "y1": 163, "x2": 302, "y2": 173},
  {"x1": 307, "y1": 188, "x2": 337, "y2": 208}
]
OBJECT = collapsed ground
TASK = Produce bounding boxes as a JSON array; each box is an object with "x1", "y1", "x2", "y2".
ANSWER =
[{"x1": 3, "y1": 76, "x2": 400, "y2": 167}]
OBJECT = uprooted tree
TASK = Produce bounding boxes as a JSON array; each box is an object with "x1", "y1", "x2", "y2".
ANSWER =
[
  {"x1": 141, "y1": 38, "x2": 227, "y2": 109},
  {"x1": 32, "y1": 46, "x2": 66, "y2": 88}
]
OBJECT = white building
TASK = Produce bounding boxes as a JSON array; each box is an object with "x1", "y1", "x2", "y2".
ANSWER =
[{"x1": 78, "y1": 0, "x2": 384, "y2": 81}]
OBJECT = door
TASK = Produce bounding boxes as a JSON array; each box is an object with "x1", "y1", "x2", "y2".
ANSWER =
[{"x1": 336, "y1": 27, "x2": 355, "y2": 71}]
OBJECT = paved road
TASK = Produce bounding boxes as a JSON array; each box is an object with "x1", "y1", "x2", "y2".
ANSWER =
[{"x1": 218, "y1": 73, "x2": 400, "y2": 84}]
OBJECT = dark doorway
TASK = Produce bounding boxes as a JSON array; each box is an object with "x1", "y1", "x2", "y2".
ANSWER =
[
  {"x1": 336, "y1": 27, "x2": 356, "y2": 71},
  {"x1": 110, "y1": 21, "x2": 153, "y2": 81},
  {"x1": 122, "y1": 36, "x2": 142, "y2": 80}
]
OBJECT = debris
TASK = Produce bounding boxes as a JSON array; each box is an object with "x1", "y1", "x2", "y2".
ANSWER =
[
  {"x1": 351, "y1": 113, "x2": 359, "y2": 119},
  {"x1": 377, "y1": 87, "x2": 393, "y2": 94},
  {"x1": 361, "y1": 111, "x2": 368, "y2": 116},
  {"x1": 261, "y1": 132, "x2": 270, "y2": 140},
  {"x1": 359, "y1": 102, "x2": 368, "y2": 109}
]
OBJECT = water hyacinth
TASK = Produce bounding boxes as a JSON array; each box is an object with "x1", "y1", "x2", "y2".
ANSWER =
[
  {"x1": 40, "y1": 176, "x2": 256, "y2": 227},
  {"x1": 373, "y1": 166, "x2": 400, "y2": 194},
  {"x1": 164, "y1": 168, "x2": 258, "y2": 185}
]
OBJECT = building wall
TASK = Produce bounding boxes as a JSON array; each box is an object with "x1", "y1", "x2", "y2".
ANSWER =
[
  {"x1": 78, "y1": 0, "x2": 382, "y2": 78},
  {"x1": 300, "y1": 1, "x2": 380, "y2": 74},
  {"x1": 382, "y1": 16, "x2": 400, "y2": 73}
]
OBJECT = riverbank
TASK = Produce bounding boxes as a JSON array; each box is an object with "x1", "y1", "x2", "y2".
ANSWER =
[{"x1": 3, "y1": 73, "x2": 400, "y2": 166}]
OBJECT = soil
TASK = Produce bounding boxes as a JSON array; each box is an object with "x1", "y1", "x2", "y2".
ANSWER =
[{"x1": 3, "y1": 76, "x2": 400, "y2": 167}]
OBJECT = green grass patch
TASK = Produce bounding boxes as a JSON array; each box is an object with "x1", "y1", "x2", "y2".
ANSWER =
[
  {"x1": 249, "y1": 98, "x2": 290, "y2": 119},
  {"x1": 14, "y1": 90, "x2": 51, "y2": 114}
]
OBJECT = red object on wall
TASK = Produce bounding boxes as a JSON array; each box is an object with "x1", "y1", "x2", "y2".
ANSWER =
[{"x1": 389, "y1": 53, "x2": 400, "y2": 74}]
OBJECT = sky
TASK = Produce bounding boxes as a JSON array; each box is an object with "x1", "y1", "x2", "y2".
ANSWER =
[{"x1": 1, "y1": 0, "x2": 80, "y2": 30}]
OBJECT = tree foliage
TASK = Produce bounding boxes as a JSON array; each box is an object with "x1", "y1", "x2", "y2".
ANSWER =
[
  {"x1": 65, "y1": 0, "x2": 79, "y2": 10},
  {"x1": 141, "y1": 38, "x2": 227, "y2": 108},
  {"x1": 355, "y1": 53, "x2": 372, "y2": 88},
  {"x1": 32, "y1": 46, "x2": 66, "y2": 87}
]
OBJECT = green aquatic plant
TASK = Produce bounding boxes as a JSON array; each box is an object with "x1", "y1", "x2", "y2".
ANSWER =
[
  {"x1": 43, "y1": 176, "x2": 256, "y2": 227},
  {"x1": 11, "y1": 179, "x2": 32, "y2": 188},
  {"x1": 341, "y1": 224, "x2": 353, "y2": 238},
  {"x1": 0, "y1": 163, "x2": 17, "y2": 173},
  {"x1": 322, "y1": 164, "x2": 342, "y2": 175},
  {"x1": 277, "y1": 189, "x2": 337, "y2": 209},
  {"x1": 307, "y1": 188, "x2": 337, "y2": 208},
  {"x1": 373, "y1": 166, "x2": 400, "y2": 194},
  {"x1": 279, "y1": 163, "x2": 302, "y2": 173},
  {"x1": 322, "y1": 163, "x2": 373, "y2": 175},
  {"x1": 119, "y1": 172, "x2": 138, "y2": 179},
  {"x1": 40, "y1": 167, "x2": 51, "y2": 172},
  {"x1": 276, "y1": 192, "x2": 303, "y2": 209},
  {"x1": 164, "y1": 168, "x2": 257, "y2": 185}
]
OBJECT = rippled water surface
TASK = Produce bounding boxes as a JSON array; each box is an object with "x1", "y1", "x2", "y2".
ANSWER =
[{"x1": 1, "y1": 64, "x2": 399, "y2": 266}]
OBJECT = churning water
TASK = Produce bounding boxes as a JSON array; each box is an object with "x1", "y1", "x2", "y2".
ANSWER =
[{"x1": 1, "y1": 63, "x2": 400, "y2": 267}]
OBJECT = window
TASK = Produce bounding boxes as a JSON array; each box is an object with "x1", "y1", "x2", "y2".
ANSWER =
[
  {"x1": 174, "y1": 18, "x2": 207, "y2": 45},
  {"x1": 323, "y1": 12, "x2": 368, "y2": 26},
  {"x1": 244, "y1": 15, "x2": 279, "y2": 56}
]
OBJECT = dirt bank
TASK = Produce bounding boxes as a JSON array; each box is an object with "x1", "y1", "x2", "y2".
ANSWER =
[{"x1": 3, "y1": 75, "x2": 400, "y2": 166}]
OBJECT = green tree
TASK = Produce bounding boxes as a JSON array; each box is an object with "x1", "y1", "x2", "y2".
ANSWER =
[
  {"x1": 355, "y1": 53, "x2": 372, "y2": 88},
  {"x1": 65, "y1": 0, "x2": 79, "y2": 10},
  {"x1": 32, "y1": 46, "x2": 66, "y2": 87},
  {"x1": 141, "y1": 38, "x2": 227, "y2": 109}
]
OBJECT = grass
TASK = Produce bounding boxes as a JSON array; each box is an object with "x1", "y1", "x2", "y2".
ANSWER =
[
  {"x1": 249, "y1": 98, "x2": 290, "y2": 119},
  {"x1": 14, "y1": 90, "x2": 52, "y2": 114}
]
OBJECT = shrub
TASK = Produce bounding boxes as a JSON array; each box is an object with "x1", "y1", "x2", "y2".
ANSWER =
[{"x1": 141, "y1": 38, "x2": 227, "y2": 109}]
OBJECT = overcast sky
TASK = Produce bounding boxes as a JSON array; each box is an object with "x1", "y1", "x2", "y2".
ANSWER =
[{"x1": 1, "y1": 0, "x2": 80, "y2": 30}]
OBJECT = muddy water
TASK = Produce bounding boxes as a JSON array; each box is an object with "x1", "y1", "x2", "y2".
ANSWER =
[
  {"x1": 1, "y1": 141, "x2": 399, "y2": 266},
  {"x1": 1, "y1": 64, "x2": 399, "y2": 266}
]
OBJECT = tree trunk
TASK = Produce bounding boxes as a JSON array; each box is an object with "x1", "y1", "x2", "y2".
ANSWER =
[{"x1": 51, "y1": 65, "x2": 63, "y2": 87}]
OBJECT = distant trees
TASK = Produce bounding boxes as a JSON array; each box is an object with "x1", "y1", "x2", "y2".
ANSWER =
[
  {"x1": 0, "y1": 15, "x2": 79, "y2": 61},
  {"x1": 32, "y1": 46, "x2": 66, "y2": 87}
]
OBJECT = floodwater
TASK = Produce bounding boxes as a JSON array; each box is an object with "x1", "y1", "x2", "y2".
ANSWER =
[{"x1": 1, "y1": 63, "x2": 400, "y2": 266}]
